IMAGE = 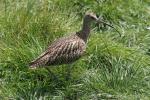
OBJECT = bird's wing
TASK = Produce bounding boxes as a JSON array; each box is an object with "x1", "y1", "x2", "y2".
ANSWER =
[
  {"x1": 47, "y1": 39, "x2": 86, "y2": 65},
  {"x1": 29, "y1": 36, "x2": 85, "y2": 68},
  {"x1": 29, "y1": 39, "x2": 65, "y2": 68}
]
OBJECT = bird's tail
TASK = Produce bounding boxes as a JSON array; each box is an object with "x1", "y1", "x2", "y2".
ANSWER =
[
  {"x1": 29, "y1": 52, "x2": 50, "y2": 69},
  {"x1": 29, "y1": 58, "x2": 46, "y2": 69},
  {"x1": 29, "y1": 60, "x2": 39, "y2": 69}
]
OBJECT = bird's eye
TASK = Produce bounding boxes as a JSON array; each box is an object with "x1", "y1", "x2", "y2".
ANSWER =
[{"x1": 90, "y1": 16, "x2": 95, "y2": 19}]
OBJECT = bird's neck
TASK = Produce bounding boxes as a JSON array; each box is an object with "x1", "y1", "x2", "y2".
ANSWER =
[{"x1": 77, "y1": 18, "x2": 91, "y2": 42}]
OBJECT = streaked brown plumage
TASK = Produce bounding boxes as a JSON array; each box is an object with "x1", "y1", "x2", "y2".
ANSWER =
[{"x1": 29, "y1": 13, "x2": 99, "y2": 69}]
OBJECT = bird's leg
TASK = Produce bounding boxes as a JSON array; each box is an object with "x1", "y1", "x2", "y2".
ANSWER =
[
  {"x1": 45, "y1": 67, "x2": 59, "y2": 81},
  {"x1": 65, "y1": 64, "x2": 73, "y2": 81}
]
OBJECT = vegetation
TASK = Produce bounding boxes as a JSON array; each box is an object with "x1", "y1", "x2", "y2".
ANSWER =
[{"x1": 0, "y1": 0, "x2": 150, "y2": 99}]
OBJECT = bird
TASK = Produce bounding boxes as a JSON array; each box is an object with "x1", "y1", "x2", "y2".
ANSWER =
[
  {"x1": 29, "y1": 12, "x2": 120, "y2": 79},
  {"x1": 29, "y1": 13, "x2": 99, "y2": 68}
]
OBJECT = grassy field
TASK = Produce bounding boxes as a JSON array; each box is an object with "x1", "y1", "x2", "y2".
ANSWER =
[{"x1": 0, "y1": 0, "x2": 150, "y2": 99}]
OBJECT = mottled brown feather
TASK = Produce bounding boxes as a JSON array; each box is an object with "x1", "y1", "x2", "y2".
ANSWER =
[
  {"x1": 29, "y1": 34, "x2": 86, "y2": 68},
  {"x1": 29, "y1": 13, "x2": 98, "y2": 69}
]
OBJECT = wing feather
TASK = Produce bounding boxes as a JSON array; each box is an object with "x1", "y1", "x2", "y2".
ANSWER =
[{"x1": 29, "y1": 35, "x2": 85, "y2": 68}]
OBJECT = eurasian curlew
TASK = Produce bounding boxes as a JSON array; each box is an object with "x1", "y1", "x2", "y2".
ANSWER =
[{"x1": 29, "y1": 13, "x2": 120, "y2": 78}]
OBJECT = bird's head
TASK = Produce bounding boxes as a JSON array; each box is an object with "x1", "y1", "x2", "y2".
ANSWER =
[
  {"x1": 84, "y1": 12, "x2": 121, "y2": 36},
  {"x1": 84, "y1": 12, "x2": 98, "y2": 22}
]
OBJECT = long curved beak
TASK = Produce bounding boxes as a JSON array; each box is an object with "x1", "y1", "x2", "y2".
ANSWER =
[{"x1": 96, "y1": 19, "x2": 121, "y2": 37}]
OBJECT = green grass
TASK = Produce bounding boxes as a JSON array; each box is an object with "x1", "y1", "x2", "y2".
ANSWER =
[{"x1": 0, "y1": 0, "x2": 150, "y2": 99}]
